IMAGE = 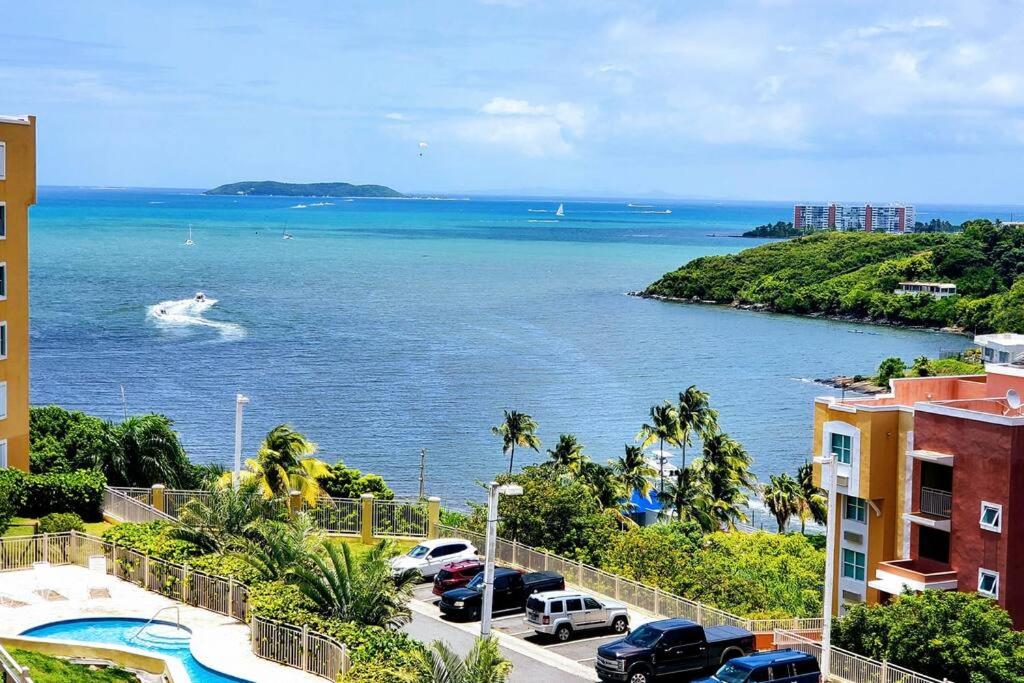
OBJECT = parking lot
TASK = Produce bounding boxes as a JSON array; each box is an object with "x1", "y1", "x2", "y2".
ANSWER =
[{"x1": 411, "y1": 583, "x2": 639, "y2": 673}]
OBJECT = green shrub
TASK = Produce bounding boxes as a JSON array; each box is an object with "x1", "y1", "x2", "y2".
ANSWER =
[
  {"x1": 189, "y1": 553, "x2": 264, "y2": 584},
  {"x1": 0, "y1": 468, "x2": 28, "y2": 534},
  {"x1": 600, "y1": 521, "x2": 703, "y2": 590},
  {"x1": 101, "y1": 522, "x2": 201, "y2": 563},
  {"x1": 19, "y1": 470, "x2": 106, "y2": 521},
  {"x1": 38, "y1": 512, "x2": 85, "y2": 533},
  {"x1": 317, "y1": 461, "x2": 395, "y2": 500}
]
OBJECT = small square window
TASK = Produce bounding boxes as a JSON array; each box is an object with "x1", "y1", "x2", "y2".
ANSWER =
[
  {"x1": 831, "y1": 432, "x2": 852, "y2": 464},
  {"x1": 978, "y1": 569, "x2": 999, "y2": 598},
  {"x1": 842, "y1": 548, "x2": 866, "y2": 581},
  {"x1": 980, "y1": 502, "x2": 1002, "y2": 532},
  {"x1": 845, "y1": 496, "x2": 867, "y2": 523}
]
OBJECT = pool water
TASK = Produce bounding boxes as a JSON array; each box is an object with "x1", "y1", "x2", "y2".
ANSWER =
[{"x1": 21, "y1": 618, "x2": 252, "y2": 683}]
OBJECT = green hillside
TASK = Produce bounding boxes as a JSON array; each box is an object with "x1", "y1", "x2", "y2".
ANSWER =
[
  {"x1": 205, "y1": 180, "x2": 403, "y2": 197},
  {"x1": 644, "y1": 220, "x2": 1024, "y2": 333}
]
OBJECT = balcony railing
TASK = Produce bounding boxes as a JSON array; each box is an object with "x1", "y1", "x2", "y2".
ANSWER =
[{"x1": 920, "y1": 486, "x2": 952, "y2": 518}]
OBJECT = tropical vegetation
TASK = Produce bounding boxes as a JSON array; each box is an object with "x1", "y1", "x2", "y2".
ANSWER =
[
  {"x1": 833, "y1": 591, "x2": 1024, "y2": 683},
  {"x1": 491, "y1": 409, "x2": 541, "y2": 474},
  {"x1": 645, "y1": 221, "x2": 1024, "y2": 332},
  {"x1": 8, "y1": 648, "x2": 137, "y2": 683},
  {"x1": 414, "y1": 636, "x2": 512, "y2": 683},
  {"x1": 874, "y1": 348, "x2": 984, "y2": 387},
  {"x1": 221, "y1": 424, "x2": 330, "y2": 505}
]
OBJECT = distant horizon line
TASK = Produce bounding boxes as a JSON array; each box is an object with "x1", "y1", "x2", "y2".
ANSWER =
[{"x1": 35, "y1": 185, "x2": 1024, "y2": 209}]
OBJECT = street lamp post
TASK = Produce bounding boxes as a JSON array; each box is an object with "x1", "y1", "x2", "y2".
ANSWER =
[
  {"x1": 233, "y1": 394, "x2": 250, "y2": 489},
  {"x1": 481, "y1": 481, "x2": 523, "y2": 637},
  {"x1": 814, "y1": 453, "x2": 840, "y2": 678}
]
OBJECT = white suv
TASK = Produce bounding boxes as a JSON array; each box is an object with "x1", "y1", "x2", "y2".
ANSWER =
[
  {"x1": 526, "y1": 590, "x2": 630, "y2": 642},
  {"x1": 389, "y1": 538, "x2": 478, "y2": 579}
]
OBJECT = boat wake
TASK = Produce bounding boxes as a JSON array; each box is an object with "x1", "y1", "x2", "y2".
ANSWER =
[
  {"x1": 528, "y1": 219, "x2": 559, "y2": 223},
  {"x1": 147, "y1": 296, "x2": 245, "y2": 340},
  {"x1": 290, "y1": 202, "x2": 335, "y2": 209}
]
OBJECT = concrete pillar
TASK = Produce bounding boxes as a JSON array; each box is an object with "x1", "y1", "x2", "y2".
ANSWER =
[
  {"x1": 360, "y1": 493, "x2": 374, "y2": 544},
  {"x1": 288, "y1": 490, "x2": 302, "y2": 518},
  {"x1": 151, "y1": 484, "x2": 166, "y2": 512},
  {"x1": 427, "y1": 496, "x2": 441, "y2": 539}
]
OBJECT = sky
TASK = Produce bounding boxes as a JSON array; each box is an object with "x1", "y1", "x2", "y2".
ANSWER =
[{"x1": 3, "y1": 0, "x2": 1024, "y2": 203}]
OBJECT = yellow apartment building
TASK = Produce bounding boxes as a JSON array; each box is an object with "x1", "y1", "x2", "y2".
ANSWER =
[{"x1": 0, "y1": 115, "x2": 36, "y2": 472}]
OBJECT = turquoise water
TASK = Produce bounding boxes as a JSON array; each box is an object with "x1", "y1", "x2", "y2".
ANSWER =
[
  {"x1": 21, "y1": 617, "x2": 251, "y2": 682},
  {"x1": 30, "y1": 188, "x2": 993, "y2": 503}
]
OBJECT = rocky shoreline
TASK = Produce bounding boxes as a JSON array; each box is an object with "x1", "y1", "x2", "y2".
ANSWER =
[
  {"x1": 814, "y1": 375, "x2": 887, "y2": 395},
  {"x1": 627, "y1": 291, "x2": 967, "y2": 336}
]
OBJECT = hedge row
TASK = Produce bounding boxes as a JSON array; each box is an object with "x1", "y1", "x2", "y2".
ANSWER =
[{"x1": 0, "y1": 468, "x2": 106, "y2": 529}]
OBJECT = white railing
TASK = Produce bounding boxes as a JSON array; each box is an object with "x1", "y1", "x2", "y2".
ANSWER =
[
  {"x1": 0, "y1": 643, "x2": 33, "y2": 683},
  {"x1": 438, "y1": 524, "x2": 822, "y2": 633},
  {"x1": 372, "y1": 499, "x2": 428, "y2": 538},
  {"x1": 107, "y1": 487, "x2": 153, "y2": 506},
  {"x1": 103, "y1": 487, "x2": 176, "y2": 524},
  {"x1": 774, "y1": 630, "x2": 948, "y2": 683},
  {"x1": 164, "y1": 489, "x2": 214, "y2": 519},
  {"x1": 303, "y1": 496, "x2": 362, "y2": 535},
  {"x1": 919, "y1": 487, "x2": 952, "y2": 518},
  {"x1": 0, "y1": 532, "x2": 339, "y2": 680},
  {"x1": 251, "y1": 616, "x2": 346, "y2": 680}
]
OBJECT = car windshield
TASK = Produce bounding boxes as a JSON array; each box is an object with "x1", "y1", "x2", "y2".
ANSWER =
[
  {"x1": 623, "y1": 625, "x2": 662, "y2": 648},
  {"x1": 713, "y1": 663, "x2": 750, "y2": 683},
  {"x1": 407, "y1": 545, "x2": 430, "y2": 559},
  {"x1": 466, "y1": 573, "x2": 485, "y2": 590}
]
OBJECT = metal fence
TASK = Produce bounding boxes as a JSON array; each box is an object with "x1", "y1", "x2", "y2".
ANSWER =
[
  {"x1": 103, "y1": 487, "x2": 176, "y2": 524},
  {"x1": 251, "y1": 616, "x2": 346, "y2": 681},
  {"x1": 372, "y1": 499, "x2": 429, "y2": 538},
  {"x1": 439, "y1": 524, "x2": 822, "y2": 633},
  {"x1": 164, "y1": 489, "x2": 214, "y2": 519},
  {"x1": 107, "y1": 487, "x2": 154, "y2": 506},
  {"x1": 0, "y1": 532, "x2": 342, "y2": 681},
  {"x1": 0, "y1": 644, "x2": 33, "y2": 683},
  {"x1": 774, "y1": 630, "x2": 948, "y2": 683},
  {"x1": 920, "y1": 487, "x2": 952, "y2": 518},
  {"x1": 303, "y1": 496, "x2": 362, "y2": 535}
]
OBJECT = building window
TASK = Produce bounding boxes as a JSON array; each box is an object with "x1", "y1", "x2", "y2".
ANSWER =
[
  {"x1": 0, "y1": 262, "x2": 6, "y2": 300},
  {"x1": 0, "y1": 321, "x2": 7, "y2": 359},
  {"x1": 831, "y1": 432, "x2": 852, "y2": 464},
  {"x1": 980, "y1": 502, "x2": 1002, "y2": 533},
  {"x1": 0, "y1": 381, "x2": 7, "y2": 420},
  {"x1": 0, "y1": 201, "x2": 5, "y2": 239},
  {"x1": 0, "y1": 439, "x2": 6, "y2": 468},
  {"x1": 845, "y1": 496, "x2": 867, "y2": 523},
  {"x1": 842, "y1": 549, "x2": 866, "y2": 581},
  {"x1": 0, "y1": 141, "x2": 5, "y2": 180},
  {"x1": 978, "y1": 569, "x2": 999, "y2": 598}
]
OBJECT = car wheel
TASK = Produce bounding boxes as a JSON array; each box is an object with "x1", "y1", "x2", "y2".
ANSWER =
[
  {"x1": 555, "y1": 624, "x2": 572, "y2": 642},
  {"x1": 469, "y1": 607, "x2": 481, "y2": 621},
  {"x1": 628, "y1": 667, "x2": 652, "y2": 683},
  {"x1": 611, "y1": 616, "x2": 629, "y2": 633}
]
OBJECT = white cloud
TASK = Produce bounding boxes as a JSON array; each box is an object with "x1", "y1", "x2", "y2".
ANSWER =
[
  {"x1": 384, "y1": 112, "x2": 409, "y2": 121},
  {"x1": 459, "y1": 97, "x2": 586, "y2": 156},
  {"x1": 480, "y1": 97, "x2": 547, "y2": 116},
  {"x1": 888, "y1": 52, "x2": 921, "y2": 79}
]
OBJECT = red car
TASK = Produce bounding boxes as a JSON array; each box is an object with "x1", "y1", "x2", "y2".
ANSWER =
[{"x1": 432, "y1": 559, "x2": 485, "y2": 596}]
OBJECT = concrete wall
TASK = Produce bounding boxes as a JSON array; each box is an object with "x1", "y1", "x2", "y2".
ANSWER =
[{"x1": 0, "y1": 117, "x2": 35, "y2": 472}]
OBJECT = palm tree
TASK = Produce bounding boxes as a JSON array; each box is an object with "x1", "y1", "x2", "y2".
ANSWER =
[
  {"x1": 221, "y1": 424, "x2": 330, "y2": 505},
  {"x1": 677, "y1": 386, "x2": 719, "y2": 471},
  {"x1": 172, "y1": 481, "x2": 285, "y2": 553},
  {"x1": 796, "y1": 462, "x2": 828, "y2": 533},
  {"x1": 636, "y1": 401, "x2": 683, "y2": 494},
  {"x1": 238, "y1": 514, "x2": 323, "y2": 582},
  {"x1": 491, "y1": 410, "x2": 541, "y2": 475},
  {"x1": 657, "y1": 467, "x2": 716, "y2": 531},
  {"x1": 100, "y1": 414, "x2": 192, "y2": 488},
  {"x1": 762, "y1": 473, "x2": 802, "y2": 533},
  {"x1": 693, "y1": 433, "x2": 754, "y2": 530},
  {"x1": 610, "y1": 445, "x2": 657, "y2": 500},
  {"x1": 546, "y1": 433, "x2": 587, "y2": 474},
  {"x1": 290, "y1": 539, "x2": 418, "y2": 629},
  {"x1": 415, "y1": 636, "x2": 512, "y2": 683},
  {"x1": 574, "y1": 460, "x2": 626, "y2": 510}
]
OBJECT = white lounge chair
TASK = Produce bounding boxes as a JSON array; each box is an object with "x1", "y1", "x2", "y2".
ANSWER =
[
  {"x1": 87, "y1": 555, "x2": 112, "y2": 598},
  {"x1": 32, "y1": 561, "x2": 61, "y2": 600}
]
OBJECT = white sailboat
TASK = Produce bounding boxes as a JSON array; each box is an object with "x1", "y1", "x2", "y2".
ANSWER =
[
  {"x1": 555, "y1": 203, "x2": 565, "y2": 217},
  {"x1": 184, "y1": 225, "x2": 195, "y2": 246},
  {"x1": 282, "y1": 226, "x2": 293, "y2": 240}
]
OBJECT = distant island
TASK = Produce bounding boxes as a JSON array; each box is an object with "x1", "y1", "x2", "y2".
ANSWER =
[
  {"x1": 205, "y1": 181, "x2": 404, "y2": 198},
  {"x1": 639, "y1": 220, "x2": 1024, "y2": 334},
  {"x1": 741, "y1": 221, "x2": 808, "y2": 238}
]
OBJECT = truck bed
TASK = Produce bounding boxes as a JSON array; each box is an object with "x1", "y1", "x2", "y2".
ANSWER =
[{"x1": 704, "y1": 625, "x2": 754, "y2": 643}]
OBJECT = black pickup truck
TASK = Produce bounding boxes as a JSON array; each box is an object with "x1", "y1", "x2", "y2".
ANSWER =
[
  {"x1": 439, "y1": 567, "x2": 564, "y2": 621},
  {"x1": 595, "y1": 618, "x2": 755, "y2": 683}
]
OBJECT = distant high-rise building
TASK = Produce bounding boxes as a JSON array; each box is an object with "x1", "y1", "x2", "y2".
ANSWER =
[
  {"x1": 793, "y1": 203, "x2": 914, "y2": 233},
  {"x1": 0, "y1": 115, "x2": 35, "y2": 472}
]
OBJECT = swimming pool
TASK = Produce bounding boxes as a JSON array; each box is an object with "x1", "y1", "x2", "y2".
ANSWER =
[{"x1": 21, "y1": 617, "x2": 252, "y2": 683}]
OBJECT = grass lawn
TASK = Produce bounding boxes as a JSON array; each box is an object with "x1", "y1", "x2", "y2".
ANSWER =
[
  {"x1": 330, "y1": 537, "x2": 418, "y2": 561},
  {"x1": 2, "y1": 517, "x2": 113, "y2": 539},
  {"x1": 8, "y1": 648, "x2": 136, "y2": 683}
]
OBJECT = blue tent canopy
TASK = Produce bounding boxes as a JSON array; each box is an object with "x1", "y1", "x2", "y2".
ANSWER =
[{"x1": 628, "y1": 489, "x2": 661, "y2": 513}]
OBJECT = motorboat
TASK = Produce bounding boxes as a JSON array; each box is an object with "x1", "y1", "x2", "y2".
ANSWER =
[{"x1": 194, "y1": 292, "x2": 206, "y2": 303}]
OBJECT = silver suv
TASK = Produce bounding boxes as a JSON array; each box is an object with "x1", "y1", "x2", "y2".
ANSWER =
[{"x1": 526, "y1": 590, "x2": 629, "y2": 642}]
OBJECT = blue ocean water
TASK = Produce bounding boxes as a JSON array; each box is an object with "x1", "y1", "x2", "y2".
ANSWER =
[{"x1": 31, "y1": 188, "x2": 1000, "y2": 503}]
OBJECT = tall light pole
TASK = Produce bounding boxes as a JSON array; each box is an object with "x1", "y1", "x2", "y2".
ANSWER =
[
  {"x1": 814, "y1": 453, "x2": 840, "y2": 678},
  {"x1": 481, "y1": 481, "x2": 523, "y2": 637},
  {"x1": 233, "y1": 394, "x2": 250, "y2": 489}
]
